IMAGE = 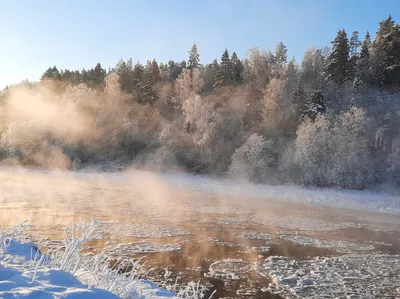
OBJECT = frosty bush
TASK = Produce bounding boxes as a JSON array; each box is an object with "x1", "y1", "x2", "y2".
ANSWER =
[
  {"x1": 229, "y1": 133, "x2": 276, "y2": 183},
  {"x1": 294, "y1": 107, "x2": 373, "y2": 189},
  {"x1": 294, "y1": 115, "x2": 334, "y2": 187}
]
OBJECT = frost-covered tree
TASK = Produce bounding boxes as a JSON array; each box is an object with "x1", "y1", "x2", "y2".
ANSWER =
[
  {"x1": 294, "y1": 115, "x2": 333, "y2": 186},
  {"x1": 263, "y1": 78, "x2": 294, "y2": 135},
  {"x1": 188, "y1": 43, "x2": 200, "y2": 69},
  {"x1": 229, "y1": 133, "x2": 276, "y2": 183},
  {"x1": 175, "y1": 68, "x2": 203, "y2": 102},
  {"x1": 331, "y1": 107, "x2": 373, "y2": 188}
]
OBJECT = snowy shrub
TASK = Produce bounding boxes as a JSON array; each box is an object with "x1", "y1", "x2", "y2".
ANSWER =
[
  {"x1": 331, "y1": 107, "x2": 373, "y2": 188},
  {"x1": 294, "y1": 115, "x2": 334, "y2": 187},
  {"x1": 229, "y1": 133, "x2": 276, "y2": 183},
  {"x1": 295, "y1": 107, "x2": 373, "y2": 188}
]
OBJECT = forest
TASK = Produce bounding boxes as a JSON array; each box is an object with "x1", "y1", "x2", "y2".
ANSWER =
[{"x1": 0, "y1": 16, "x2": 400, "y2": 190}]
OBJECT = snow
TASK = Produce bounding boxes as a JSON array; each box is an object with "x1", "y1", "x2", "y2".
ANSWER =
[
  {"x1": 0, "y1": 240, "x2": 120, "y2": 299},
  {"x1": 0, "y1": 223, "x2": 184, "y2": 299}
]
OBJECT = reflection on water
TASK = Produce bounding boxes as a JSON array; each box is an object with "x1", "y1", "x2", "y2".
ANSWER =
[{"x1": 1, "y1": 169, "x2": 400, "y2": 298}]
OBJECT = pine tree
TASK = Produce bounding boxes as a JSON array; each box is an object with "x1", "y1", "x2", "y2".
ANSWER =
[
  {"x1": 92, "y1": 63, "x2": 106, "y2": 87},
  {"x1": 301, "y1": 90, "x2": 326, "y2": 122},
  {"x1": 41, "y1": 66, "x2": 61, "y2": 81},
  {"x1": 349, "y1": 31, "x2": 362, "y2": 79},
  {"x1": 148, "y1": 59, "x2": 161, "y2": 86},
  {"x1": 275, "y1": 41, "x2": 288, "y2": 65},
  {"x1": 166, "y1": 60, "x2": 183, "y2": 81},
  {"x1": 203, "y1": 59, "x2": 218, "y2": 92},
  {"x1": 231, "y1": 52, "x2": 243, "y2": 84},
  {"x1": 373, "y1": 16, "x2": 400, "y2": 88},
  {"x1": 349, "y1": 31, "x2": 362, "y2": 58},
  {"x1": 213, "y1": 49, "x2": 232, "y2": 89},
  {"x1": 293, "y1": 83, "x2": 307, "y2": 119},
  {"x1": 325, "y1": 29, "x2": 350, "y2": 85},
  {"x1": 188, "y1": 43, "x2": 200, "y2": 69},
  {"x1": 115, "y1": 59, "x2": 135, "y2": 94},
  {"x1": 357, "y1": 32, "x2": 372, "y2": 85}
]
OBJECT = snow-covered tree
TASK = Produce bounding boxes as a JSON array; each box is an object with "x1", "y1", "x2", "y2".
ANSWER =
[{"x1": 229, "y1": 133, "x2": 276, "y2": 183}]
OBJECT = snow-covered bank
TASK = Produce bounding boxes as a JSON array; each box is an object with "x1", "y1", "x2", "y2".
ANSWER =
[
  {"x1": 0, "y1": 221, "x2": 210, "y2": 299},
  {"x1": 0, "y1": 240, "x2": 182, "y2": 299},
  {"x1": 0, "y1": 240, "x2": 120, "y2": 298}
]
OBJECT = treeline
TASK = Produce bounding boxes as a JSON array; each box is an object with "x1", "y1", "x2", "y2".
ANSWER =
[{"x1": 1, "y1": 16, "x2": 400, "y2": 190}]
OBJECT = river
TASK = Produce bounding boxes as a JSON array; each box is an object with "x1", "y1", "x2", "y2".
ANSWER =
[{"x1": 1, "y1": 168, "x2": 400, "y2": 298}]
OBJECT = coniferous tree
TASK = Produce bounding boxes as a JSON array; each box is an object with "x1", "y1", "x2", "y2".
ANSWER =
[
  {"x1": 372, "y1": 16, "x2": 400, "y2": 88},
  {"x1": 275, "y1": 41, "x2": 288, "y2": 65},
  {"x1": 166, "y1": 60, "x2": 183, "y2": 81},
  {"x1": 188, "y1": 43, "x2": 200, "y2": 69},
  {"x1": 357, "y1": 31, "x2": 372, "y2": 85},
  {"x1": 302, "y1": 90, "x2": 326, "y2": 122},
  {"x1": 349, "y1": 31, "x2": 362, "y2": 79},
  {"x1": 214, "y1": 49, "x2": 232, "y2": 89},
  {"x1": 231, "y1": 52, "x2": 243, "y2": 84},
  {"x1": 203, "y1": 59, "x2": 218, "y2": 92},
  {"x1": 41, "y1": 66, "x2": 61, "y2": 81},
  {"x1": 115, "y1": 59, "x2": 135, "y2": 94},
  {"x1": 92, "y1": 63, "x2": 106, "y2": 87},
  {"x1": 325, "y1": 29, "x2": 350, "y2": 85}
]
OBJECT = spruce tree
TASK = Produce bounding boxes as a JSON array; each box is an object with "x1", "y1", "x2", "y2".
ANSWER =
[
  {"x1": 373, "y1": 16, "x2": 400, "y2": 88},
  {"x1": 188, "y1": 43, "x2": 200, "y2": 69},
  {"x1": 301, "y1": 90, "x2": 326, "y2": 122},
  {"x1": 213, "y1": 49, "x2": 232, "y2": 89},
  {"x1": 325, "y1": 29, "x2": 350, "y2": 85},
  {"x1": 357, "y1": 32, "x2": 372, "y2": 85},
  {"x1": 275, "y1": 41, "x2": 288, "y2": 65},
  {"x1": 231, "y1": 52, "x2": 243, "y2": 84}
]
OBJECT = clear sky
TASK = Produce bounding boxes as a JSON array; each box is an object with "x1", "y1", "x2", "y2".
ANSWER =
[{"x1": 1, "y1": 0, "x2": 399, "y2": 89}]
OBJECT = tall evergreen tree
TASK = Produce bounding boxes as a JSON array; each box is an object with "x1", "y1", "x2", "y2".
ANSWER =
[
  {"x1": 214, "y1": 49, "x2": 232, "y2": 89},
  {"x1": 372, "y1": 16, "x2": 400, "y2": 88},
  {"x1": 41, "y1": 66, "x2": 61, "y2": 81},
  {"x1": 348, "y1": 31, "x2": 362, "y2": 79},
  {"x1": 92, "y1": 63, "x2": 106, "y2": 87},
  {"x1": 357, "y1": 31, "x2": 372, "y2": 84},
  {"x1": 188, "y1": 43, "x2": 200, "y2": 69},
  {"x1": 349, "y1": 31, "x2": 362, "y2": 58},
  {"x1": 325, "y1": 29, "x2": 350, "y2": 85},
  {"x1": 115, "y1": 59, "x2": 135, "y2": 94},
  {"x1": 231, "y1": 52, "x2": 243, "y2": 84},
  {"x1": 275, "y1": 41, "x2": 288, "y2": 65}
]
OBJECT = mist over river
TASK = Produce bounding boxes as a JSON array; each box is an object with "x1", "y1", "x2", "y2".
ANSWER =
[{"x1": 1, "y1": 168, "x2": 400, "y2": 298}]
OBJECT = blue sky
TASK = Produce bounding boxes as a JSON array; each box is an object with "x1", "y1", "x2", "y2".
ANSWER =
[{"x1": 0, "y1": 0, "x2": 399, "y2": 89}]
